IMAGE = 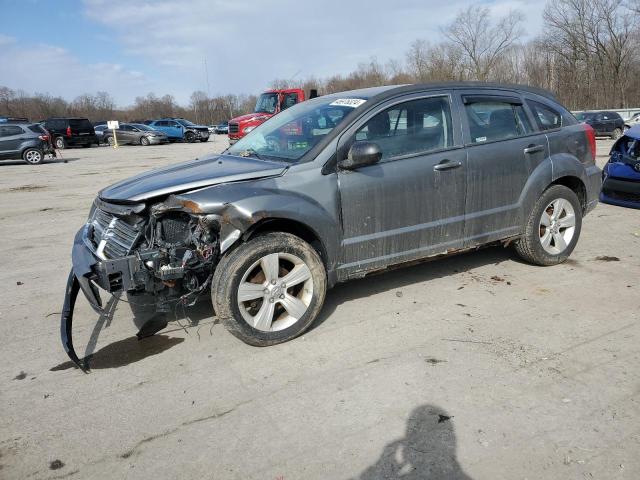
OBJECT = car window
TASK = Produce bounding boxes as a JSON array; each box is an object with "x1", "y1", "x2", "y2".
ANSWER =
[
  {"x1": 527, "y1": 100, "x2": 562, "y2": 131},
  {"x1": 69, "y1": 119, "x2": 92, "y2": 129},
  {"x1": 465, "y1": 101, "x2": 532, "y2": 143},
  {"x1": 0, "y1": 125, "x2": 24, "y2": 137},
  {"x1": 281, "y1": 93, "x2": 299, "y2": 111},
  {"x1": 28, "y1": 125, "x2": 46, "y2": 134},
  {"x1": 168, "y1": 121, "x2": 179, "y2": 126},
  {"x1": 354, "y1": 96, "x2": 454, "y2": 160},
  {"x1": 120, "y1": 124, "x2": 133, "y2": 131},
  {"x1": 155, "y1": 121, "x2": 167, "y2": 126},
  {"x1": 46, "y1": 120, "x2": 64, "y2": 130}
]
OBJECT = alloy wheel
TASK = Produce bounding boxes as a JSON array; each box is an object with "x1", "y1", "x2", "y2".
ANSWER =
[
  {"x1": 539, "y1": 198, "x2": 576, "y2": 255},
  {"x1": 24, "y1": 150, "x2": 42, "y2": 164},
  {"x1": 237, "y1": 252, "x2": 313, "y2": 332}
]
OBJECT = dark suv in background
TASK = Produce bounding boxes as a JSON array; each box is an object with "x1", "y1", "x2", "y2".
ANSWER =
[
  {"x1": 575, "y1": 111, "x2": 625, "y2": 139},
  {"x1": 0, "y1": 122, "x2": 55, "y2": 164},
  {"x1": 43, "y1": 117, "x2": 98, "y2": 149}
]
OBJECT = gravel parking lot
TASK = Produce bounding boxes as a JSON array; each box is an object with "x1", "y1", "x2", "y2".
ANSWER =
[{"x1": 1, "y1": 137, "x2": 638, "y2": 479}]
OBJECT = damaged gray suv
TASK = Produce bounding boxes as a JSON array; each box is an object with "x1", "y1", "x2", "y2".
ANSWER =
[{"x1": 62, "y1": 83, "x2": 602, "y2": 370}]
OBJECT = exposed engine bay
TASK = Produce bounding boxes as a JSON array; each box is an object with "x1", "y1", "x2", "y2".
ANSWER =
[
  {"x1": 61, "y1": 197, "x2": 222, "y2": 372},
  {"x1": 88, "y1": 198, "x2": 220, "y2": 309}
]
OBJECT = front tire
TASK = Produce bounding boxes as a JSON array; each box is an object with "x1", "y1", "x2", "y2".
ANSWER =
[
  {"x1": 54, "y1": 137, "x2": 66, "y2": 149},
  {"x1": 212, "y1": 232, "x2": 327, "y2": 346},
  {"x1": 514, "y1": 185, "x2": 582, "y2": 266},
  {"x1": 611, "y1": 128, "x2": 623, "y2": 139},
  {"x1": 140, "y1": 136, "x2": 150, "y2": 146},
  {"x1": 184, "y1": 131, "x2": 196, "y2": 143}
]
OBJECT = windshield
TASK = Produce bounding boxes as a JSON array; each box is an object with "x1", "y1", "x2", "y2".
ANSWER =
[
  {"x1": 131, "y1": 123, "x2": 155, "y2": 131},
  {"x1": 227, "y1": 96, "x2": 364, "y2": 162},
  {"x1": 176, "y1": 119, "x2": 196, "y2": 127},
  {"x1": 254, "y1": 93, "x2": 279, "y2": 114}
]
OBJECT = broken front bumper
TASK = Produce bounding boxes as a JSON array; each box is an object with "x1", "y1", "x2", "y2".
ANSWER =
[{"x1": 60, "y1": 225, "x2": 146, "y2": 371}]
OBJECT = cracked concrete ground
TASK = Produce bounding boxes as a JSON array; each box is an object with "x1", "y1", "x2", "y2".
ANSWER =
[{"x1": 0, "y1": 136, "x2": 639, "y2": 479}]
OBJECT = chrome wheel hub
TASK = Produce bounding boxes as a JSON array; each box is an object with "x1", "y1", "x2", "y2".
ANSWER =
[
  {"x1": 539, "y1": 198, "x2": 576, "y2": 255},
  {"x1": 237, "y1": 252, "x2": 313, "y2": 332}
]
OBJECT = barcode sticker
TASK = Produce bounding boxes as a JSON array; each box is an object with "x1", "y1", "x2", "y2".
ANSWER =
[{"x1": 329, "y1": 98, "x2": 366, "y2": 108}]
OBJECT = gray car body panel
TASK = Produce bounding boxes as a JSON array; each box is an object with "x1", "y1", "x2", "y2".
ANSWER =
[
  {"x1": 99, "y1": 153, "x2": 288, "y2": 202},
  {"x1": 93, "y1": 83, "x2": 600, "y2": 287}
]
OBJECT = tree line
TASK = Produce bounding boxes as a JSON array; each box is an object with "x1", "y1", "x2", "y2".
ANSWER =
[{"x1": 1, "y1": 0, "x2": 639, "y2": 124}]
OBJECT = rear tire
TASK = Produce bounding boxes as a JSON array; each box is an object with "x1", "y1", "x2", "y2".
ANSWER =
[
  {"x1": 611, "y1": 128, "x2": 623, "y2": 139},
  {"x1": 514, "y1": 185, "x2": 582, "y2": 266},
  {"x1": 212, "y1": 232, "x2": 327, "y2": 346},
  {"x1": 54, "y1": 137, "x2": 66, "y2": 149},
  {"x1": 22, "y1": 148, "x2": 44, "y2": 165}
]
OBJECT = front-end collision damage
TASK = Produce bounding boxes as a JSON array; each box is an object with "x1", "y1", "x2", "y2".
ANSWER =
[
  {"x1": 60, "y1": 170, "x2": 336, "y2": 371},
  {"x1": 60, "y1": 196, "x2": 225, "y2": 371}
]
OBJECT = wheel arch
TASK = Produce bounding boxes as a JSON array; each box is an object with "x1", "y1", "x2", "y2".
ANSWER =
[
  {"x1": 550, "y1": 175, "x2": 587, "y2": 213},
  {"x1": 243, "y1": 217, "x2": 329, "y2": 270}
]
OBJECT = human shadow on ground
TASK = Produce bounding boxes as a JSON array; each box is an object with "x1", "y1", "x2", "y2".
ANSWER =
[{"x1": 354, "y1": 404, "x2": 472, "y2": 479}]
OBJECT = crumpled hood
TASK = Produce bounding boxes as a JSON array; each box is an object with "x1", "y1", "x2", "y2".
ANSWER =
[
  {"x1": 230, "y1": 112, "x2": 271, "y2": 124},
  {"x1": 99, "y1": 153, "x2": 286, "y2": 202}
]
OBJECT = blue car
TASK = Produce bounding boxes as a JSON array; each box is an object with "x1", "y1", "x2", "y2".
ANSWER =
[
  {"x1": 147, "y1": 118, "x2": 210, "y2": 143},
  {"x1": 601, "y1": 125, "x2": 640, "y2": 208}
]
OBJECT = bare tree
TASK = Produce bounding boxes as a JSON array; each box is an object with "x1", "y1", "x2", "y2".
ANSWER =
[{"x1": 443, "y1": 5, "x2": 524, "y2": 81}]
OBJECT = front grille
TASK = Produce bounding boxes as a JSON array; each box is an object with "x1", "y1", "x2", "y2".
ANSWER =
[
  {"x1": 229, "y1": 122, "x2": 239, "y2": 134},
  {"x1": 90, "y1": 207, "x2": 143, "y2": 259}
]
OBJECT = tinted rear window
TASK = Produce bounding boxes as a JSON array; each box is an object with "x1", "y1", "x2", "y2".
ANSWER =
[
  {"x1": 69, "y1": 119, "x2": 92, "y2": 129},
  {"x1": 28, "y1": 125, "x2": 46, "y2": 134}
]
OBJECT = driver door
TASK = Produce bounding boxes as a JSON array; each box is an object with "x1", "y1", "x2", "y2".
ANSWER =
[{"x1": 336, "y1": 92, "x2": 467, "y2": 278}]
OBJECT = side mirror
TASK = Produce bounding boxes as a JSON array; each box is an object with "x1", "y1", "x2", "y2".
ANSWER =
[{"x1": 339, "y1": 141, "x2": 383, "y2": 170}]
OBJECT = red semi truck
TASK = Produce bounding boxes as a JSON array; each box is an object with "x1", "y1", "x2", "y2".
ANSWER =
[{"x1": 228, "y1": 88, "x2": 317, "y2": 143}]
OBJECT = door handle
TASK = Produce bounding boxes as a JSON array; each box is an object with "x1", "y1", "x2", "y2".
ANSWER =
[
  {"x1": 433, "y1": 159, "x2": 462, "y2": 171},
  {"x1": 524, "y1": 144, "x2": 545, "y2": 154}
]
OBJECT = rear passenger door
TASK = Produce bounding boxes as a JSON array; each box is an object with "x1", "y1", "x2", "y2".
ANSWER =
[
  {"x1": 118, "y1": 124, "x2": 134, "y2": 143},
  {"x1": 459, "y1": 91, "x2": 550, "y2": 245}
]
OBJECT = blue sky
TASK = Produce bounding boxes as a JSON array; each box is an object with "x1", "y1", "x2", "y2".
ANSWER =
[{"x1": 0, "y1": 0, "x2": 546, "y2": 107}]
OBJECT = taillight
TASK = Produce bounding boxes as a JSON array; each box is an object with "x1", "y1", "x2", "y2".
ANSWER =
[
  {"x1": 66, "y1": 126, "x2": 72, "y2": 137},
  {"x1": 583, "y1": 123, "x2": 596, "y2": 163},
  {"x1": 38, "y1": 135, "x2": 49, "y2": 141}
]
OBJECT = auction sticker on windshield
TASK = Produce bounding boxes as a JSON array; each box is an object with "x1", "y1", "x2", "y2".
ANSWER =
[{"x1": 329, "y1": 98, "x2": 366, "y2": 108}]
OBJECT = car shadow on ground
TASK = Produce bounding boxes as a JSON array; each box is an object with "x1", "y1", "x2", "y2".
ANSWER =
[
  {"x1": 311, "y1": 245, "x2": 516, "y2": 331},
  {"x1": 50, "y1": 246, "x2": 516, "y2": 372},
  {"x1": 50, "y1": 335, "x2": 185, "y2": 371},
  {"x1": 0, "y1": 157, "x2": 80, "y2": 166},
  {"x1": 352, "y1": 404, "x2": 473, "y2": 479},
  {"x1": 49, "y1": 291, "x2": 206, "y2": 372}
]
